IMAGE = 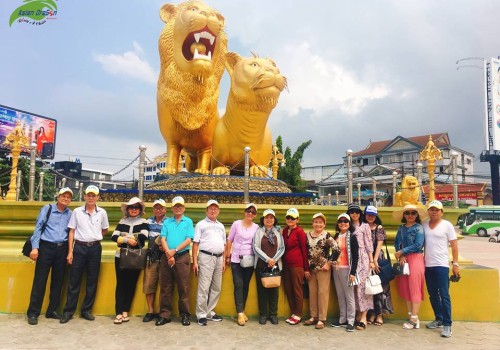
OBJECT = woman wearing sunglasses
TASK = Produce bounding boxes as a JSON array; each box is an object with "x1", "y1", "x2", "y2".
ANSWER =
[
  {"x1": 111, "y1": 197, "x2": 149, "y2": 324},
  {"x1": 393, "y1": 204, "x2": 426, "y2": 330},
  {"x1": 282, "y1": 208, "x2": 309, "y2": 325},
  {"x1": 330, "y1": 213, "x2": 359, "y2": 332},
  {"x1": 346, "y1": 203, "x2": 374, "y2": 330},
  {"x1": 225, "y1": 203, "x2": 259, "y2": 326}
]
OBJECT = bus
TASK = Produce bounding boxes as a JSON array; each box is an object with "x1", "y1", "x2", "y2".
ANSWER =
[{"x1": 459, "y1": 206, "x2": 500, "y2": 236}]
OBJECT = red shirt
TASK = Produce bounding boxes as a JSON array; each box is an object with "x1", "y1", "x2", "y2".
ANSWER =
[{"x1": 283, "y1": 225, "x2": 309, "y2": 271}]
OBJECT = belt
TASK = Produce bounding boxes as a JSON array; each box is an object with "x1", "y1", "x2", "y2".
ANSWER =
[
  {"x1": 200, "y1": 250, "x2": 223, "y2": 258},
  {"x1": 40, "y1": 240, "x2": 67, "y2": 248},
  {"x1": 75, "y1": 240, "x2": 101, "y2": 247},
  {"x1": 174, "y1": 250, "x2": 189, "y2": 259}
]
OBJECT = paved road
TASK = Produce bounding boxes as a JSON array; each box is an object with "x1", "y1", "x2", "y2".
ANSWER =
[{"x1": 0, "y1": 313, "x2": 499, "y2": 350}]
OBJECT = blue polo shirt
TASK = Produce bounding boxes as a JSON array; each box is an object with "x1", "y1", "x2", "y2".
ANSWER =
[
  {"x1": 160, "y1": 215, "x2": 194, "y2": 253},
  {"x1": 31, "y1": 204, "x2": 72, "y2": 249}
]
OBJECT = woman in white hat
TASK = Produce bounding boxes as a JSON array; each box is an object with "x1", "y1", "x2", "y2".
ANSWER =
[
  {"x1": 393, "y1": 204, "x2": 426, "y2": 330},
  {"x1": 225, "y1": 203, "x2": 259, "y2": 326},
  {"x1": 330, "y1": 213, "x2": 359, "y2": 332},
  {"x1": 303, "y1": 213, "x2": 340, "y2": 329},
  {"x1": 253, "y1": 209, "x2": 285, "y2": 325},
  {"x1": 282, "y1": 208, "x2": 309, "y2": 325},
  {"x1": 110, "y1": 197, "x2": 149, "y2": 324}
]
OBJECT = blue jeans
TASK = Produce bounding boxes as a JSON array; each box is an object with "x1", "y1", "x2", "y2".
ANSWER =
[{"x1": 425, "y1": 266, "x2": 452, "y2": 326}]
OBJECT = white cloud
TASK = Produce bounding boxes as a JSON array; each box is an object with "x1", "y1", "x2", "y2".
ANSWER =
[
  {"x1": 276, "y1": 42, "x2": 392, "y2": 116},
  {"x1": 93, "y1": 41, "x2": 156, "y2": 84}
]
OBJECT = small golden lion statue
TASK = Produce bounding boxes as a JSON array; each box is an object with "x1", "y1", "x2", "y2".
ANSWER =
[
  {"x1": 157, "y1": 0, "x2": 227, "y2": 174},
  {"x1": 211, "y1": 52, "x2": 287, "y2": 176},
  {"x1": 394, "y1": 175, "x2": 423, "y2": 207}
]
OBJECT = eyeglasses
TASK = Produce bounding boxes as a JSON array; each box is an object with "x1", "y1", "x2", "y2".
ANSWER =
[
  {"x1": 338, "y1": 220, "x2": 350, "y2": 224},
  {"x1": 286, "y1": 216, "x2": 297, "y2": 220},
  {"x1": 404, "y1": 211, "x2": 418, "y2": 215},
  {"x1": 349, "y1": 211, "x2": 361, "y2": 215},
  {"x1": 245, "y1": 209, "x2": 257, "y2": 215},
  {"x1": 128, "y1": 205, "x2": 142, "y2": 210}
]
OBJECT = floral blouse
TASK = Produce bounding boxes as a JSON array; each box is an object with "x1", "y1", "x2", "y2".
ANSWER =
[{"x1": 306, "y1": 231, "x2": 340, "y2": 271}]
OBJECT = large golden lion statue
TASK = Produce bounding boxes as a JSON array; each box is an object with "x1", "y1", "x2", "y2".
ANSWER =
[
  {"x1": 157, "y1": 0, "x2": 227, "y2": 174},
  {"x1": 211, "y1": 52, "x2": 287, "y2": 176},
  {"x1": 394, "y1": 175, "x2": 423, "y2": 207}
]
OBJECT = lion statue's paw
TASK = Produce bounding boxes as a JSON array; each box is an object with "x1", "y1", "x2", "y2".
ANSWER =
[
  {"x1": 194, "y1": 168, "x2": 211, "y2": 175},
  {"x1": 212, "y1": 166, "x2": 230, "y2": 176},
  {"x1": 161, "y1": 166, "x2": 178, "y2": 175},
  {"x1": 250, "y1": 165, "x2": 268, "y2": 178}
]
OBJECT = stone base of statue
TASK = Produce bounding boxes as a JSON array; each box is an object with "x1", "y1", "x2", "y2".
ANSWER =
[{"x1": 147, "y1": 172, "x2": 291, "y2": 193}]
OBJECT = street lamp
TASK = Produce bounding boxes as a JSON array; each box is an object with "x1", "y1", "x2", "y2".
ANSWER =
[
  {"x1": 347, "y1": 149, "x2": 353, "y2": 204},
  {"x1": 451, "y1": 151, "x2": 459, "y2": 208}
]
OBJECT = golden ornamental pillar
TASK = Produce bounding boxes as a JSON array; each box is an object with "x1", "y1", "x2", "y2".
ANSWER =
[
  {"x1": 419, "y1": 135, "x2": 442, "y2": 202},
  {"x1": 3, "y1": 121, "x2": 29, "y2": 201},
  {"x1": 271, "y1": 143, "x2": 284, "y2": 180}
]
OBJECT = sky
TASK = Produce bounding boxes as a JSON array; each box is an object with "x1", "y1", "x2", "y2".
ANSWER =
[{"x1": 0, "y1": 0, "x2": 498, "y2": 182}]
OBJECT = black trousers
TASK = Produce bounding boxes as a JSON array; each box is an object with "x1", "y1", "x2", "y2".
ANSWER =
[
  {"x1": 255, "y1": 267, "x2": 279, "y2": 317},
  {"x1": 231, "y1": 263, "x2": 254, "y2": 313},
  {"x1": 114, "y1": 257, "x2": 140, "y2": 315},
  {"x1": 27, "y1": 240, "x2": 68, "y2": 317},
  {"x1": 63, "y1": 243, "x2": 101, "y2": 315}
]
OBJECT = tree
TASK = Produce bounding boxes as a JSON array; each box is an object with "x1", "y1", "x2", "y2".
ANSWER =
[{"x1": 274, "y1": 136, "x2": 312, "y2": 193}]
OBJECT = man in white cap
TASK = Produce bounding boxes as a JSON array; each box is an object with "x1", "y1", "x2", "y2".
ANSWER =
[
  {"x1": 60, "y1": 185, "x2": 109, "y2": 324},
  {"x1": 422, "y1": 200, "x2": 460, "y2": 338},
  {"x1": 156, "y1": 196, "x2": 194, "y2": 326},
  {"x1": 192, "y1": 199, "x2": 227, "y2": 326},
  {"x1": 26, "y1": 187, "x2": 74, "y2": 325},
  {"x1": 143, "y1": 199, "x2": 168, "y2": 323}
]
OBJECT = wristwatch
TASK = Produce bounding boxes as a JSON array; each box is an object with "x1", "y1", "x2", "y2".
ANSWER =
[
  {"x1": 452, "y1": 261, "x2": 459, "y2": 267},
  {"x1": 175, "y1": 248, "x2": 179, "y2": 253}
]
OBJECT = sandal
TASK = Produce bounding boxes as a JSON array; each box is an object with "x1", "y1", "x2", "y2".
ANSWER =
[
  {"x1": 122, "y1": 315, "x2": 130, "y2": 322},
  {"x1": 355, "y1": 321, "x2": 366, "y2": 330},
  {"x1": 304, "y1": 317, "x2": 318, "y2": 326},
  {"x1": 288, "y1": 316, "x2": 301, "y2": 325},
  {"x1": 114, "y1": 315, "x2": 123, "y2": 324},
  {"x1": 373, "y1": 315, "x2": 384, "y2": 326},
  {"x1": 315, "y1": 320, "x2": 325, "y2": 329},
  {"x1": 403, "y1": 316, "x2": 420, "y2": 329}
]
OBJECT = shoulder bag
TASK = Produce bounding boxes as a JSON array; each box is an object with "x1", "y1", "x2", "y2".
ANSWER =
[
  {"x1": 377, "y1": 239, "x2": 394, "y2": 284},
  {"x1": 22, "y1": 205, "x2": 52, "y2": 257}
]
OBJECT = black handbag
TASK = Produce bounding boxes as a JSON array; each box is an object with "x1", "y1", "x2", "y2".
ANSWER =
[
  {"x1": 377, "y1": 240, "x2": 394, "y2": 284},
  {"x1": 392, "y1": 262, "x2": 404, "y2": 275},
  {"x1": 119, "y1": 247, "x2": 148, "y2": 270},
  {"x1": 22, "y1": 205, "x2": 52, "y2": 257}
]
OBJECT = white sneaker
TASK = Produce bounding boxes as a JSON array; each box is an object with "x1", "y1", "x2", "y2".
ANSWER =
[{"x1": 441, "y1": 325, "x2": 452, "y2": 338}]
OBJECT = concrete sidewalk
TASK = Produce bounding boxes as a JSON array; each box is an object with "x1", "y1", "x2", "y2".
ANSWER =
[{"x1": 0, "y1": 313, "x2": 498, "y2": 350}]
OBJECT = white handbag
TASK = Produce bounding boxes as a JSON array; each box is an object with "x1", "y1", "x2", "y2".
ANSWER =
[
  {"x1": 365, "y1": 271, "x2": 383, "y2": 295},
  {"x1": 402, "y1": 262, "x2": 410, "y2": 275}
]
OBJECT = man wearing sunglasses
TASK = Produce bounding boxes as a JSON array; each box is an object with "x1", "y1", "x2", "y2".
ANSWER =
[{"x1": 422, "y1": 200, "x2": 460, "y2": 338}]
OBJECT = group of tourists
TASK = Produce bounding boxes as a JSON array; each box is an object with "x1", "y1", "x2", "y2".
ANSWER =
[{"x1": 25, "y1": 186, "x2": 460, "y2": 338}]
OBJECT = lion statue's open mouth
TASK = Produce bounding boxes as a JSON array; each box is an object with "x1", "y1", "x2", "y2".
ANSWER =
[{"x1": 182, "y1": 27, "x2": 216, "y2": 61}]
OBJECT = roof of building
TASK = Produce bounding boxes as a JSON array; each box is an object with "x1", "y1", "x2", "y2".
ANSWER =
[{"x1": 352, "y1": 133, "x2": 450, "y2": 156}]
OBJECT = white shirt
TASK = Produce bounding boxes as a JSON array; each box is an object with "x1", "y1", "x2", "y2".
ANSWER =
[
  {"x1": 422, "y1": 219, "x2": 457, "y2": 267},
  {"x1": 68, "y1": 205, "x2": 109, "y2": 242},
  {"x1": 194, "y1": 217, "x2": 226, "y2": 254}
]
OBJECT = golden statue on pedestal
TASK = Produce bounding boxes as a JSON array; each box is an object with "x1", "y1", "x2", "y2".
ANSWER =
[
  {"x1": 420, "y1": 135, "x2": 442, "y2": 202},
  {"x1": 394, "y1": 175, "x2": 422, "y2": 206},
  {"x1": 211, "y1": 52, "x2": 287, "y2": 176},
  {"x1": 157, "y1": 0, "x2": 227, "y2": 175},
  {"x1": 3, "y1": 121, "x2": 29, "y2": 201}
]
